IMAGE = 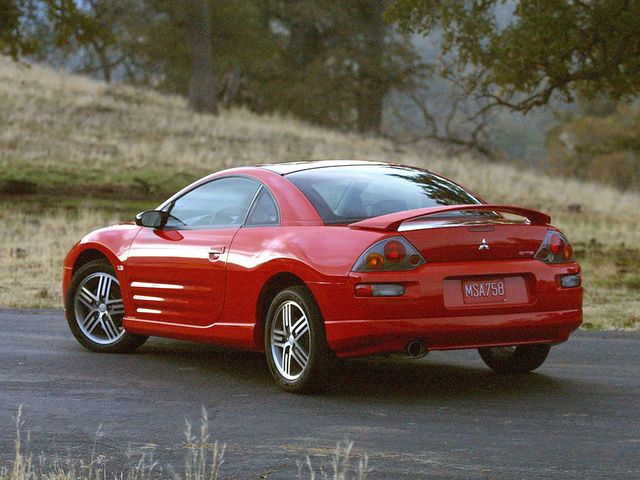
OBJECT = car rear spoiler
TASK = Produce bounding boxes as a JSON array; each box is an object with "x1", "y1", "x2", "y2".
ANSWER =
[{"x1": 348, "y1": 204, "x2": 551, "y2": 232}]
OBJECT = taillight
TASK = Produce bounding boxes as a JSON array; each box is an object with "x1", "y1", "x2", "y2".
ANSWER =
[
  {"x1": 535, "y1": 230, "x2": 575, "y2": 264},
  {"x1": 383, "y1": 240, "x2": 406, "y2": 261},
  {"x1": 354, "y1": 283, "x2": 405, "y2": 297},
  {"x1": 353, "y1": 237, "x2": 425, "y2": 272}
]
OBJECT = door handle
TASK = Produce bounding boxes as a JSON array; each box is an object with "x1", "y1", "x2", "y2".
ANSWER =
[{"x1": 208, "y1": 246, "x2": 226, "y2": 261}]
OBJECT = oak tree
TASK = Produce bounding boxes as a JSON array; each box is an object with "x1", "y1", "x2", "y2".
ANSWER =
[{"x1": 386, "y1": 0, "x2": 640, "y2": 113}]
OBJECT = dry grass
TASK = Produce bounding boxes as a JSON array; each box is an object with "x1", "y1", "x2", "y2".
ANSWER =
[
  {"x1": 0, "y1": 205, "x2": 121, "y2": 308},
  {"x1": 1, "y1": 407, "x2": 368, "y2": 480},
  {"x1": 0, "y1": 57, "x2": 638, "y2": 329}
]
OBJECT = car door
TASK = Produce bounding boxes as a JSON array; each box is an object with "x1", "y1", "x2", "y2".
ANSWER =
[{"x1": 125, "y1": 176, "x2": 261, "y2": 327}]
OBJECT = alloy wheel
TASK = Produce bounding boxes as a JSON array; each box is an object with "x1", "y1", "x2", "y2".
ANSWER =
[
  {"x1": 270, "y1": 300, "x2": 311, "y2": 381},
  {"x1": 74, "y1": 272, "x2": 125, "y2": 345}
]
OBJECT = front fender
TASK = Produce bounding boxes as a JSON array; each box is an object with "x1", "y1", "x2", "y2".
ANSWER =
[{"x1": 63, "y1": 224, "x2": 141, "y2": 314}]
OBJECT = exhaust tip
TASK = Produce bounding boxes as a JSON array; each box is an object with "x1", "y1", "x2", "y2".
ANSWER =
[{"x1": 405, "y1": 340, "x2": 428, "y2": 358}]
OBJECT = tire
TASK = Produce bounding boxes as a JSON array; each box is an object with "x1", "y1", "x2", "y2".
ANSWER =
[
  {"x1": 264, "y1": 286, "x2": 332, "y2": 393},
  {"x1": 66, "y1": 259, "x2": 148, "y2": 353},
  {"x1": 478, "y1": 344, "x2": 551, "y2": 374}
]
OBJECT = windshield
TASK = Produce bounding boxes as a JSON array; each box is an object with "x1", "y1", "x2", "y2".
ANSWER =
[{"x1": 286, "y1": 165, "x2": 485, "y2": 224}]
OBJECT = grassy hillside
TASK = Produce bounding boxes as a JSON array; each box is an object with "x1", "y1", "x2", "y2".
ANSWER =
[{"x1": 1, "y1": 57, "x2": 638, "y2": 330}]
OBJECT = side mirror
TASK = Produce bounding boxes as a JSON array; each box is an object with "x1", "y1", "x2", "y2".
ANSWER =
[{"x1": 135, "y1": 210, "x2": 167, "y2": 229}]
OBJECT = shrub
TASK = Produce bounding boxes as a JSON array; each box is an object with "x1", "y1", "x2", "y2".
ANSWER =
[{"x1": 546, "y1": 101, "x2": 640, "y2": 190}]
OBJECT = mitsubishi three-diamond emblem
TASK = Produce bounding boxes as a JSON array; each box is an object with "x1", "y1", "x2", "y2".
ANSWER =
[{"x1": 479, "y1": 238, "x2": 490, "y2": 250}]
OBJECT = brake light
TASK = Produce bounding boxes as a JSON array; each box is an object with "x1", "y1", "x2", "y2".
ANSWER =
[
  {"x1": 353, "y1": 236, "x2": 425, "y2": 272},
  {"x1": 383, "y1": 240, "x2": 406, "y2": 262},
  {"x1": 549, "y1": 235, "x2": 563, "y2": 254},
  {"x1": 535, "y1": 230, "x2": 575, "y2": 264}
]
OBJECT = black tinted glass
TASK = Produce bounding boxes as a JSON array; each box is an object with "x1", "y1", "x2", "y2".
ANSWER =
[{"x1": 287, "y1": 165, "x2": 483, "y2": 224}]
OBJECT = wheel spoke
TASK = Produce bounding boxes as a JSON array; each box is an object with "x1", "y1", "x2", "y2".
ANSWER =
[
  {"x1": 292, "y1": 319, "x2": 309, "y2": 342},
  {"x1": 102, "y1": 314, "x2": 120, "y2": 340},
  {"x1": 282, "y1": 345, "x2": 293, "y2": 376},
  {"x1": 79, "y1": 287, "x2": 97, "y2": 308},
  {"x1": 282, "y1": 303, "x2": 292, "y2": 331},
  {"x1": 291, "y1": 343, "x2": 309, "y2": 369},
  {"x1": 97, "y1": 275, "x2": 113, "y2": 301},
  {"x1": 83, "y1": 310, "x2": 101, "y2": 333},
  {"x1": 271, "y1": 329, "x2": 288, "y2": 348},
  {"x1": 107, "y1": 299, "x2": 125, "y2": 316}
]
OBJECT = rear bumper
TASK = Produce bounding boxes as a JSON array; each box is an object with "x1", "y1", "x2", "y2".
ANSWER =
[
  {"x1": 325, "y1": 308, "x2": 582, "y2": 357},
  {"x1": 309, "y1": 258, "x2": 583, "y2": 357}
]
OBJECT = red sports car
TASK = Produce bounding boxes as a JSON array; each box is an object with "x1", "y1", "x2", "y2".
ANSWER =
[{"x1": 63, "y1": 161, "x2": 582, "y2": 391}]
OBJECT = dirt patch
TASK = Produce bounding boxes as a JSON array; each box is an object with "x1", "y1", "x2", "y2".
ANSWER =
[{"x1": 0, "y1": 179, "x2": 38, "y2": 194}]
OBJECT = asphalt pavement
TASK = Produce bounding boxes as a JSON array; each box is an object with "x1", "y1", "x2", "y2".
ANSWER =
[{"x1": 1, "y1": 308, "x2": 638, "y2": 479}]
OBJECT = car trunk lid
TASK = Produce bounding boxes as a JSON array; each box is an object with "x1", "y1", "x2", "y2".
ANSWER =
[{"x1": 399, "y1": 219, "x2": 548, "y2": 262}]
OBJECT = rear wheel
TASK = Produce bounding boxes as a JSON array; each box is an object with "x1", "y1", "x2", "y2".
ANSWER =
[
  {"x1": 478, "y1": 344, "x2": 551, "y2": 374},
  {"x1": 66, "y1": 259, "x2": 148, "y2": 353},
  {"x1": 264, "y1": 286, "x2": 330, "y2": 393}
]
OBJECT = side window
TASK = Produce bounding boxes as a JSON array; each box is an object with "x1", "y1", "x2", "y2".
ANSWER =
[
  {"x1": 164, "y1": 177, "x2": 260, "y2": 229},
  {"x1": 245, "y1": 188, "x2": 279, "y2": 226}
]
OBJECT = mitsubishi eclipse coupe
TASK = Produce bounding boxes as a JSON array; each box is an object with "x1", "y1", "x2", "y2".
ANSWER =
[{"x1": 63, "y1": 161, "x2": 582, "y2": 392}]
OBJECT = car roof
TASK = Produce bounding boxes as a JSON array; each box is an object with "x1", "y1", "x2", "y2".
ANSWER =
[{"x1": 259, "y1": 160, "x2": 388, "y2": 175}]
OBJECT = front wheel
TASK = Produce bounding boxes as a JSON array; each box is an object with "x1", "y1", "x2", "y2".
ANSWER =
[
  {"x1": 66, "y1": 259, "x2": 148, "y2": 353},
  {"x1": 264, "y1": 286, "x2": 331, "y2": 393},
  {"x1": 478, "y1": 344, "x2": 551, "y2": 374}
]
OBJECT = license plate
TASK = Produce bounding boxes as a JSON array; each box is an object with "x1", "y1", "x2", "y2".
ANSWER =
[{"x1": 462, "y1": 278, "x2": 506, "y2": 304}]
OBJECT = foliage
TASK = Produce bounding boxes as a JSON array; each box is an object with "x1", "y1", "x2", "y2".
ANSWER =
[
  {"x1": 39, "y1": 0, "x2": 129, "y2": 82},
  {"x1": 547, "y1": 99, "x2": 640, "y2": 190},
  {"x1": 257, "y1": 0, "x2": 424, "y2": 133},
  {"x1": 120, "y1": 0, "x2": 424, "y2": 132},
  {"x1": 125, "y1": 0, "x2": 278, "y2": 105},
  {"x1": 386, "y1": 0, "x2": 640, "y2": 113},
  {"x1": 0, "y1": 0, "x2": 37, "y2": 58},
  {"x1": 386, "y1": 75, "x2": 496, "y2": 155},
  {"x1": 5, "y1": 0, "x2": 422, "y2": 132}
]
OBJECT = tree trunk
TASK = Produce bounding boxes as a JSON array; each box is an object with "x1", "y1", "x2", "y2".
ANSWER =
[
  {"x1": 356, "y1": 85, "x2": 385, "y2": 134},
  {"x1": 93, "y1": 42, "x2": 112, "y2": 83},
  {"x1": 186, "y1": 0, "x2": 218, "y2": 114},
  {"x1": 355, "y1": 0, "x2": 387, "y2": 134}
]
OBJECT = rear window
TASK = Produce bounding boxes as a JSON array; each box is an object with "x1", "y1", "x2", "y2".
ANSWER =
[{"x1": 286, "y1": 165, "x2": 484, "y2": 224}]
